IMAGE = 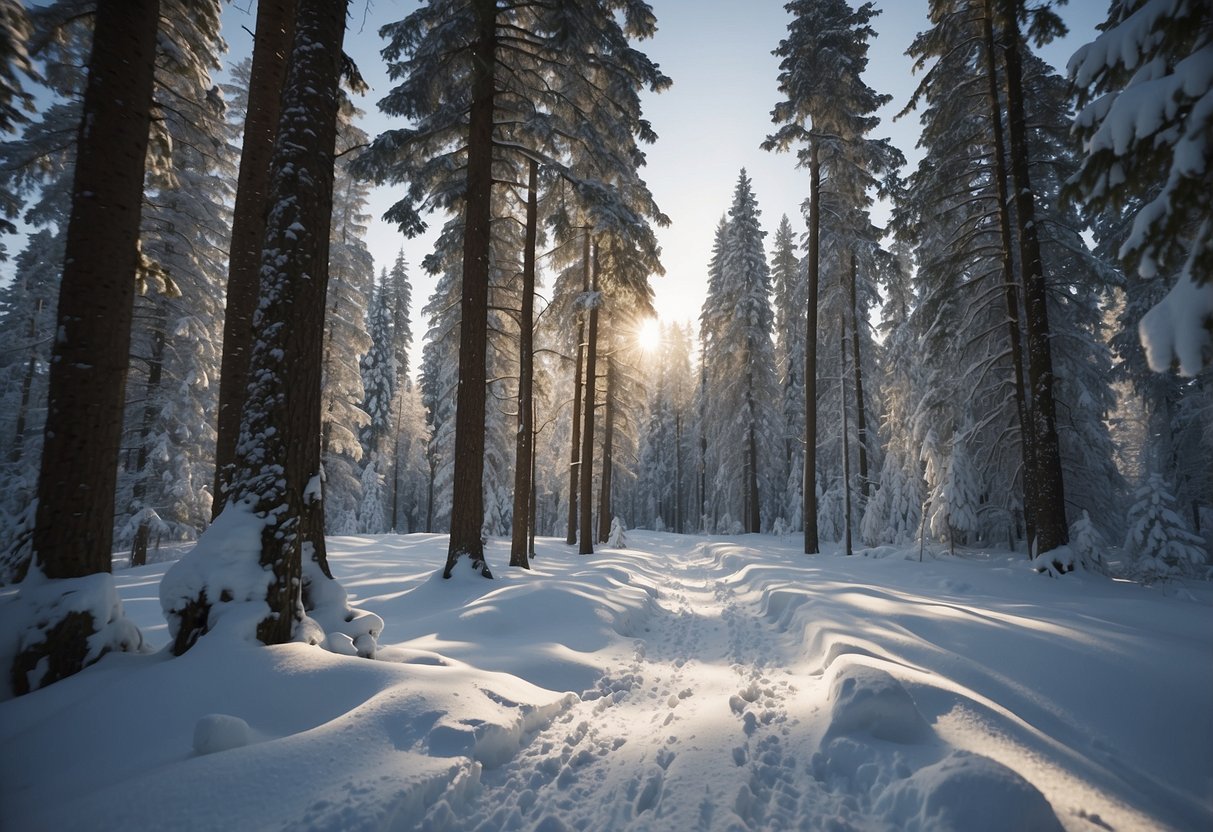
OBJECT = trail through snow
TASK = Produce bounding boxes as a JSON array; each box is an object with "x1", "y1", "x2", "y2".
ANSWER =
[
  {"x1": 428, "y1": 540, "x2": 819, "y2": 830},
  {"x1": 410, "y1": 537, "x2": 1170, "y2": 832}
]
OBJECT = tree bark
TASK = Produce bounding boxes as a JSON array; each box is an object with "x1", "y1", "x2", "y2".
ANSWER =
[
  {"x1": 213, "y1": 0, "x2": 296, "y2": 517},
  {"x1": 998, "y1": 0, "x2": 1068, "y2": 563},
  {"x1": 840, "y1": 320, "x2": 853, "y2": 556},
  {"x1": 803, "y1": 142, "x2": 821, "y2": 553},
  {"x1": 32, "y1": 0, "x2": 159, "y2": 579},
  {"x1": 510, "y1": 158, "x2": 538, "y2": 568},
  {"x1": 698, "y1": 346, "x2": 707, "y2": 530},
  {"x1": 130, "y1": 303, "x2": 167, "y2": 569},
  {"x1": 445, "y1": 0, "x2": 498, "y2": 578},
  {"x1": 674, "y1": 411, "x2": 683, "y2": 533},
  {"x1": 566, "y1": 230, "x2": 590, "y2": 545},
  {"x1": 847, "y1": 255, "x2": 870, "y2": 501},
  {"x1": 982, "y1": 0, "x2": 1037, "y2": 551},
  {"x1": 14, "y1": 0, "x2": 159, "y2": 691},
  {"x1": 578, "y1": 242, "x2": 601, "y2": 555},
  {"x1": 747, "y1": 420, "x2": 761, "y2": 533},
  {"x1": 171, "y1": 0, "x2": 348, "y2": 651},
  {"x1": 10, "y1": 297, "x2": 43, "y2": 464},
  {"x1": 597, "y1": 345, "x2": 616, "y2": 543}
]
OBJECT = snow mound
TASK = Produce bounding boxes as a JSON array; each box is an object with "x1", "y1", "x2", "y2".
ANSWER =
[
  {"x1": 825, "y1": 663, "x2": 932, "y2": 744},
  {"x1": 193, "y1": 713, "x2": 251, "y2": 755},
  {"x1": 0, "y1": 571, "x2": 145, "y2": 698},
  {"x1": 876, "y1": 750, "x2": 1064, "y2": 832}
]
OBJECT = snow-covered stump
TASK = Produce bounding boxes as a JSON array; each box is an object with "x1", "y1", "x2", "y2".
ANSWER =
[
  {"x1": 1, "y1": 571, "x2": 144, "y2": 698},
  {"x1": 161, "y1": 499, "x2": 383, "y2": 658}
]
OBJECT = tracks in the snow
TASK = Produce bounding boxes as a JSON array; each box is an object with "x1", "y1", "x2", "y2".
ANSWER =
[{"x1": 409, "y1": 544, "x2": 826, "y2": 831}]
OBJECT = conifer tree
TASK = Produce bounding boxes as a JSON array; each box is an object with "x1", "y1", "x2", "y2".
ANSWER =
[
  {"x1": 9, "y1": 0, "x2": 161, "y2": 694},
  {"x1": 320, "y1": 104, "x2": 376, "y2": 535},
  {"x1": 212, "y1": 0, "x2": 296, "y2": 514},
  {"x1": 766, "y1": 0, "x2": 898, "y2": 552},
  {"x1": 360, "y1": 0, "x2": 667, "y2": 575},
  {"x1": 1124, "y1": 472, "x2": 1208, "y2": 580},
  {"x1": 703, "y1": 170, "x2": 780, "y2": 533},
  {"x1": 1069, "y1": 0, "x2": 1213, "y2": 376},
  {"x1": 0, "y1": 0, "x2": 34, "y2": 136},
  {"x1": 120, "y1": 0, "x2": 235, "y2": 563},
  {"x1": 163, "y1": 0, "x2": 354, "y2": 653}
]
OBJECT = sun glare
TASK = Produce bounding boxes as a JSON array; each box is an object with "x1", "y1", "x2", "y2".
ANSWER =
[{"x1": 637, "y1": 317, "x2": 662, "y2": 353}]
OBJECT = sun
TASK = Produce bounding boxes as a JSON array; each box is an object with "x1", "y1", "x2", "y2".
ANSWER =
[{"x1": 637, "y1": 317, "x2": 662, "y2": 353}]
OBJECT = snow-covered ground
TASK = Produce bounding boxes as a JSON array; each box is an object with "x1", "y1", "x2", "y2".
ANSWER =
[{"x1": 2, "y1": 532, "x2": 1210, "y2": 831}]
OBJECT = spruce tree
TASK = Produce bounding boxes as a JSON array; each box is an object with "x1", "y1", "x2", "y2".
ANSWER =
[
  {"x1": 212, "y1": 0, "x2": 296, "y2": 514},
  {"x1": 766, "y1": 0, "x2": 898, "y2": 552},
  {"x1": 360, "y1": 0, "x2": 667, "y2": 575},
  {"x1": 698, "y1": 171, "x2": 780, "y2": 534},
  {"x1": 10, "y1": 0, "x2": 160, "y2": 694},
  {"x1": 1069, "y1": 0, "x2": 1213, "y2": 376},
  {"x1": 163, "y1": 0, "x2": 352, "y2": 653}
]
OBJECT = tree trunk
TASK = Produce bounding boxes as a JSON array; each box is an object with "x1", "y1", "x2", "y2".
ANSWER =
[
  {"x1": 566, "y1": 230, "x2": 590, "y2": 545},
  {"x1": 170, "y1": 0, "x2": 348, "y2": 653},
  {"x1": 510, "y1": 158, "x2": 538, "y2": 568},
  {"x1": 840, "y1": 320, "x2": 853, "y2": 556},
  {"x1": 10, "y1": 297, "x2": 42, "y2": 464},
  {"x1": 982, "y1": 0, "x2": 1037, "y2": 552},
  {"x1": 747, "y1": 420, "x2": 761, "y2": 533},
  {"x1": 32, "y1": 0, "x2": 159, "y2": 579},
  {"x1": 426, "y1": 454, "x2": 436, "y2": 533},
  {"x1": 129, "y1": 303, "x2": 167, "y2": 570},
  {"x1": 699, "y1": 348, "x2": 707, "y2": 530},
  {"x1": 14, "y1": 0, "x2": 159, "y2": 691},
  {"x1": 803, "y1": 142, "x2": 821, "y2": 554},
  {"x1": 578, "y1": 242, "x2": 601, "y2": 556},
  {"x1": 529, "y1": 429, "x2": 537, "y2": 555},
  {"x1": 597, "y1": 346, "x2": 616, "y2": 543},
  {"x1": 391, "y1": 398, "x2": 403, "y2": 532},
  {"x1": 998, "y1": 0, "x2": 1068, "y2": 563},
  {"x1": 674, "y1": 411, "x2": 683, "y2": 533},
  {"x1": 445, "y1": 0, "x2": 497, "y2": 578},
  {"x1": 213, "y1": 0, "x2": 296, "y2": 517},
  {"x1": 847, "y1": 255, "x2": 870, "y2": 501}
]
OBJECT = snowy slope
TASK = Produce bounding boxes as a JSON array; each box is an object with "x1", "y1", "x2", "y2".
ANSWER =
[{"x1": 1, "y1": 532, "x2": 1210, "y2": 831}]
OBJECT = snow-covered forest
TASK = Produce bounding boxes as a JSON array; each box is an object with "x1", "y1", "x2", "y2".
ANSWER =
[{"x1": 0, "y1": 0, "x2": 1210, "y2": 829}]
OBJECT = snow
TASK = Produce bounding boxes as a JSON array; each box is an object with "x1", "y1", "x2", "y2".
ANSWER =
[
  {"x1": 2, "y1": 531, "x2": 1211, "y2": 831},
  {"x1": 1138, "y1": 243, "x2": 1213, "y2": 377}
]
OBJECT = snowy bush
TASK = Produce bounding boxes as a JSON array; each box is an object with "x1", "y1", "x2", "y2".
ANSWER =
[
  {"x1": 1069, "y1": 510, "x2": 1108, "y2": 570},
  {"x1": 926, "y1": 431, "x2": 980, "y2": 553},
  {"x1": 1123, "y1": 473, "x2": 1207, "y2": 581},
  {"x1": 607, "y1": 517, "x2": 627, "y2": 548}
]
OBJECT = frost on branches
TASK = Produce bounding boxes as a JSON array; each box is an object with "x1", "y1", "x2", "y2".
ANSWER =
[{"x1": 1068, "y1": 0, "x2": 1213, "y2": 376}]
